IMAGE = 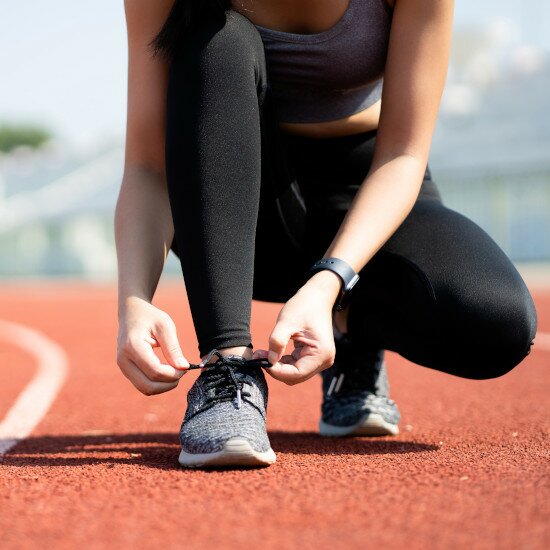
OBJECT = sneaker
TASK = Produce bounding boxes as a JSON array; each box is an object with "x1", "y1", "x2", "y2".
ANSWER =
[
  {"x1": 319, "y1": 330, "x2": 401, "y2": 437},
  {"x1": 178, "y1": 349, "x2": 276, "y2": 468}
]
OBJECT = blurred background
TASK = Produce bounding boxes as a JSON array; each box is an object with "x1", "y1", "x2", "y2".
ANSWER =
[{"x1": 0, "y1": 0, "x2": 548, "y2": 280}]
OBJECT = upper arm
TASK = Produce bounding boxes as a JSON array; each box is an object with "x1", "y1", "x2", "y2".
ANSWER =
[
  {"x1": 374, "y1": 0, "x2": 455, "y2": 167},
  {"x1": 124, "y1": 0, "x2": 175, "y2": 175}
]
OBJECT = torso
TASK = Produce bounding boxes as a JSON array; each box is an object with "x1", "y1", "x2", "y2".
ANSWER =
[{"x1": 231, "y1": 0, "x2": 395, "y2": 138}]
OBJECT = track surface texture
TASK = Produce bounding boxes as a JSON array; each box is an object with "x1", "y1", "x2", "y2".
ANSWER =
[{"x1": 1, "y1": 281, "x2": 549, "y2": 550}]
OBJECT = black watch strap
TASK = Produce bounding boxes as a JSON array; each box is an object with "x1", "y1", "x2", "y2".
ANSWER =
[{"x1": 307, "y1": 257, "x2": 360, "y2": 311}]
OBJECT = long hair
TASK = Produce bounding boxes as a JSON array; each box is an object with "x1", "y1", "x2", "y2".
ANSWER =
[{"x1": 151, "y1": 0, "x2": 232, "y2": 59}]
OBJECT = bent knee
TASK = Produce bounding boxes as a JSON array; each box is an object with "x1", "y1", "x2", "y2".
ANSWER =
[
  {"x1": 174, "y1": 9, "x2": 265, "y2": 67},
  {"x1": 438, "y1": 286, "x2": 538, "y2": 379},
  {"x1": 168, "y1": 9, "x2": 267, "y2": 103}
]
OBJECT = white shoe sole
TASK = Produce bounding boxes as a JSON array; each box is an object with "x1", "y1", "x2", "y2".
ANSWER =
[
  {"x1": 178, "y1": 437, "x2": 277, "y2": 468},
  {"x1": 319, "y1": 413, "x2": 399, "y2": 437}
]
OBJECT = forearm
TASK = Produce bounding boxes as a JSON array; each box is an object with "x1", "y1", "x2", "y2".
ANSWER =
[
  {"x1": 299, "y1": 0, "x2": 453, "y2": 303},
  {"x1": 326, "y1": 154, "x2": 424, "y2": 269},
  {"x1": 302, "y1": 155, "x2": 426, "y2": 302},
  {"x1": 115, "y1": 165, "x2": 174, "y2": 316}
]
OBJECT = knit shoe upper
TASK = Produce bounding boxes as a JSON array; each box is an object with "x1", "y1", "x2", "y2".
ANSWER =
[
  {"x1": 321, "y1": 332, "x2": 401, "y2": 430},
  {"x1": 180, "y1": 350, "x2": 272, "y2": 456}
]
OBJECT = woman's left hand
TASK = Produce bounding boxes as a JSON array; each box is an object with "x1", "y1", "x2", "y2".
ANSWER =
[{"x1": 252, "y1": 282, "x2": 337, "y2": 385}]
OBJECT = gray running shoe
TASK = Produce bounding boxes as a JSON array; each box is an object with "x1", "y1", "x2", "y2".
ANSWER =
[
  {"x1": 320, "y1": 331, "x2": 400, "y2": 437},
  {"x1": 179, "y1": 349, "x2": 276, "y2": 468}
]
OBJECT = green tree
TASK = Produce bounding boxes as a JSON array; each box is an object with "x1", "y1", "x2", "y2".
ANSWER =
[{"x1": 0, "y1": 123, "x2": 52, "y2": 152}]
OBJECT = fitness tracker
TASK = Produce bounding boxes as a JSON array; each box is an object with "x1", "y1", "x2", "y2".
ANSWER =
[{"x1": 307, "y1": 257, "x2": 360, "y2": 311}]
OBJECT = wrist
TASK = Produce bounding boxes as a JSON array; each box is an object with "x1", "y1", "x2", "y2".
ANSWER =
[
  {"x1": 299, "y1": 270, "x2": 342, "y2": 304},
  {"x1": 303, "y1": 256, "x2": 361, "y2": 311},
  {"x1": 118, "y1": 293, "x2": 152, "y2": 319}
]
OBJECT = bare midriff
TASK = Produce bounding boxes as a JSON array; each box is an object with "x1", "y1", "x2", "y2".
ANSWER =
[{"x1": 278, "y1": 100, "x2": 381, "y2": 138}]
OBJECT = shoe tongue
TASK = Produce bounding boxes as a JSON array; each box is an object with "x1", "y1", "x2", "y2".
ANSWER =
[
  {"x1": 205, "y1": 353, "x2": 248, "y2": 366},
  {"x1": 201, "y1": 355, "x2": 256, "y2": 380},
  {"x1": 220, "y1": 353, "x2": 247, "y2": 361}
]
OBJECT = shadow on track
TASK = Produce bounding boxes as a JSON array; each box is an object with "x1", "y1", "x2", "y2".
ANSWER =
[
  {"x1": 1, "y1": 432, "x2": 439, "y2": 470},
  {"x1": 268, "y1": 431, "x2": 439, "y2": 456}
]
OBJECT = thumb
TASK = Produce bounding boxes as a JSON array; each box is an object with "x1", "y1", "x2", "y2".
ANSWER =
[
  {"x1": 268, "y1": 322, "x2": 294, "y2": 364},
  {"x1": 154, "y1": 320, "x2": 189, "y2": 370},
  {"x1": 252, "y1": 349, "x2": 269, "y2": 360}
]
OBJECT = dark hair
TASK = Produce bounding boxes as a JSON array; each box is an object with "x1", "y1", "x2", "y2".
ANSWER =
[{"x1": 151, "y1": 0, "x2": 232, "y2": 58}]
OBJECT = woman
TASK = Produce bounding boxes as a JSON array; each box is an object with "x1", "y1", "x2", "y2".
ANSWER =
[{"x1": 115, "y1": 0, "x2": 537, "y2": 468}]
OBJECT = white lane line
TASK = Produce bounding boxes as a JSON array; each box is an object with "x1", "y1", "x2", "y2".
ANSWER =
[
  {"x1": 535, "y1": 332, "x2": 550, "y2": 352},
  {"x1": 0, "y1": 320, "x2": 69, "y2": 456}
]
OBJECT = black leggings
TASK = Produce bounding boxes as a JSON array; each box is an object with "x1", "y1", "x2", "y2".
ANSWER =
[{"x1": 165, "y1": 9, "x2": 537, "y2": 379}]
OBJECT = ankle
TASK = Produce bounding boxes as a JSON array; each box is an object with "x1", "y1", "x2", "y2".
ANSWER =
[{"x1": 201, "y1": 345, "x2": 254, "y2": 364}]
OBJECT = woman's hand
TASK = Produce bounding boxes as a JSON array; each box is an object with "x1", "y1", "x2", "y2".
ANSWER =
[
  {"x1": 117, "y1": 297, "x2": 190, "y2": 396},
  {"x1": 253, "y1": 272, "x2": 341, "y2": 385}
]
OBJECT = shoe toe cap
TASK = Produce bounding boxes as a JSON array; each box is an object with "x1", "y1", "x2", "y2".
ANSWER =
[{"x1": 180, "y1": 403, "x2": 270, "y2": 454}]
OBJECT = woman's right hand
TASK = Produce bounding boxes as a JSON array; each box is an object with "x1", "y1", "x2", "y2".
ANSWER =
[{"x1": 117, "y1": 297, "x2": 190, "y2": 396}]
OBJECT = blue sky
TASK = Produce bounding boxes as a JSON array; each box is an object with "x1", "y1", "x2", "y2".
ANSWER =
[{"x1": 0, "y1": 0, "x2": 548, "y2": 145}]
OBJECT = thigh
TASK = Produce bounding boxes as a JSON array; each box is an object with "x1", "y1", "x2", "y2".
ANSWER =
[{"x1": 348, "y1": 197, "x2": 538, "y2": 378}]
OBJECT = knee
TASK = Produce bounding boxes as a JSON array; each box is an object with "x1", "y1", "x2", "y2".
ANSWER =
[
  {"x1": 171, "y1": 9, "x2": 265, "y2": 77},
  {"x1": 166, "y1": 10, "x2": 268, "y2": 119},
  {"x1": 441, "y1": 284, "x2": 538, "y2": 380},
  {"x1": 479, "y1": 293, "x2": 537, "y2": 378}
]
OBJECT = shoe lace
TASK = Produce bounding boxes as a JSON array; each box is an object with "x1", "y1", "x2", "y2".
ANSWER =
[{"x1": 187, "y1": 349, "x2": 271, "y2": 415}]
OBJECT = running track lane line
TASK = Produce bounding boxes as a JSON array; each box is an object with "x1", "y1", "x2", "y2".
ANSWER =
[{"x1": 0, "y1": 320, "x2": 69, "y2": 456}]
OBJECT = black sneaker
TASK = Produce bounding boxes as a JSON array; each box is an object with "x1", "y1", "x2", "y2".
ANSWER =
[
  {"x1": 178, "y1": 349, "x2": 276, "y2": 468},
  {"x1": 319, "y1": 331, "x2": 400, "y2": 437}
]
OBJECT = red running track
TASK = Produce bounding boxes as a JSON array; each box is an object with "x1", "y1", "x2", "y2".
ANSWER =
[{"x1": 0, "y1": 281, "x2": 549, "y2": 549}]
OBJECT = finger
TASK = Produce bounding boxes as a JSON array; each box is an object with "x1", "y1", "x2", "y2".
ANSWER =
[
  {"x1": 268, "y1": 323, "x2": 294, "y2": 364},
  {"x1": 265, "y1": 360, "x2": 301, "y2": 385},
  {"x1": 266, "y1": 352, "x2": 324, "y2": 385},
  {"x1": 153, "y1": 320, "x2": 189, "y2": 370},
  {"x1": 266, "y1": 364, "x2": 317, "y2": 385},
  {"x1": 128, "y1": 339, "x2": 186, "y2": 383},
  {"x1": 252, "y1": 349, "x2": 269, "y2": 361},
  {"x1": 118, "y1": 357, "x2": 180, "y2": 396}
]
